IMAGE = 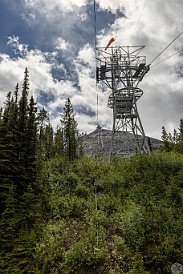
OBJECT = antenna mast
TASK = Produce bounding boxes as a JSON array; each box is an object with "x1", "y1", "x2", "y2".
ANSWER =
[{"x1": 96, "y1": 45, "x2": 150, "y2": 158}]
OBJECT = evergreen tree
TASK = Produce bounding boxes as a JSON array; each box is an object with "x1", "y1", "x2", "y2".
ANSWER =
[
  {"x1": 37, "y1": 107, "x2": 49, "y2": 140},
  {"x1": 161, "y1": 119, "x2": 183, "y2": 154},
  {"x1": 37, "y1": 109, "x2": 54, "y2": 160},
  {"x1": 176, "y1": 118, "x2": 183, "y2": 153},
  {"x1": 0, "y1": 69, "x2": 41, "y2": 272},
  {"x1": 36, "y1": 110, "x2": 54, "y2": 221},
  {"x1": 61, "y1": 98, "x2": 78, "y2": 161},
  {"x1": 0, "y1": 184, "x2": 20, "y2": 272},
  {"x1": 18, "y1": 68, "x2": 29, "y2": 158},
  {"x1": 161, "y1": 126, "x2": 173, "y2": 151},
  {"x1": 44, "y1": 124, "x2": 54, "y2": 159},
  {"x1": 0, "y1": 91, "x2": 19, "y2": 215},
  {"x1": 15, "y1": 68, "x2": 30, "y2": 195},
  {"x1": 27, "y1": 96, "x2": 37, "y2": 151},
  {"x1": 54, "y1": 128, "x2": 64, "y2": 157},
  {"x1": 16, "y1": 68, "x2": 38, "y2": 195}
]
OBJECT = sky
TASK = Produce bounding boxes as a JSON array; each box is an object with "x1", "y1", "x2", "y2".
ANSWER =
[{"x1": 0, "y1": 0, "x2": 183, "y2": 139}]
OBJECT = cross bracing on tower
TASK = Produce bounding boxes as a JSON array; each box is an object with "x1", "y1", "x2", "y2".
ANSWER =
[
  {"x1": 96, "y1": 46, "x2": 149, "y2": 89},
  {"x1": 96, "y1": 45, "x2": 150, "y2": 158}
]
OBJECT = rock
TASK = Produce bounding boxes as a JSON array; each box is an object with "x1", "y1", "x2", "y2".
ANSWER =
[{"x1": 81, "y1": 127, "x2": 162, "y2": 157}]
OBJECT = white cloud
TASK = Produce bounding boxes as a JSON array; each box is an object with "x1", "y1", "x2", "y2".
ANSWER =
[
  {"x1": 76, "y1": 43, "x2": 95, "y2": 68},
  {"x1": 1, "y1": 0, "x2": 183, "y2": 139},
  {"x1": 0, "y1": 39, "x2": 72, "y2": 108},
  {"x1": 24, "y1": 0, "x2": 88, "y2": 12},
  {"x1": 7, "y1": 36, "x2": 29, "y2": 56},
  {"x1": 97, "y1": 0, "x2": 125, "y2": 13},
  {"x1": 55, "y1": 38, "x2": 71, "y2": 51},
  {"x1": 72, "y1": 43, "x2": 117, "y2": 132},
  {"x1": 78, "y1": 12, "x2": 88, "y2": 22},
  {"x1": 93, "y1": 0, "x2": 183, "y2": 139},
  {"x1": 0, "y1": 38, "x2": 99, "y2": 134}
]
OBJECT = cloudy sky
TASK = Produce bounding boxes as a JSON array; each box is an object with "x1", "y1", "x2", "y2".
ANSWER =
[{"x1": 0, "y1": 0, "x2": 183, "y2": 139}]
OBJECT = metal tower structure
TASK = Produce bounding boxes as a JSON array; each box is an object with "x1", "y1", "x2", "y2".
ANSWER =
[{"x1": 96, "y1": 45, "x2": 150, "y2": 157}]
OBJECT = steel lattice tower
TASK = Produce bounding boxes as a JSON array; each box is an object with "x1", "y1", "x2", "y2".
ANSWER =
[{"x1": 96, "y1": 46, "x2": 150, "y2": 157}]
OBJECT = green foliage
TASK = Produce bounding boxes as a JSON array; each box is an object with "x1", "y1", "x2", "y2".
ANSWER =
[
  {"x1": 61, "y1": 98, "x2": 79, "y2": 161},
  {"x1": 161, "y1": 119, "x2": 183, "y2": 153},
  {"x1": 35, "y1": 151, "x2": 183, "y2": 273},
  {"x1": 34, "y1": 220, "x2": 67, "y2": 273},
  {"x1": 1, "y1": 70, "x2": 183, "y2": 273},
  {"x1": 0, "y1": 69, "x2": 42, "y2": 272},
  {"x1": 62, "y1": 232, "x2": 108, "y2": 273},
  {"x1": 116, "y1": 201, "x2": 146, "y2": 250}
]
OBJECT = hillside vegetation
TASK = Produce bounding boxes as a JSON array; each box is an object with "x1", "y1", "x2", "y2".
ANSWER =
[{"x1": 0, "y1": 70, "x2": 183, "y2": 273}]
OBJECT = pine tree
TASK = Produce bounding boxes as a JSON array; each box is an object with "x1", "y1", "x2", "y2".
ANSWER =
[
  {"x1": 161, "y1": 126, "x2": 173, "y2": 151},
  {"x1": 0, "y1": 91, "x2": 19, "y2": 215},
  {"x1": 15, "y1": 68, "x2": 29, "y2": 196},
  {"x1": 16, "y1": 68, "x2": 39, "y2": 195},
  {"x1": 0, "y1": 90, "x2": 22, "y2": 268},
  {"x1": 161, "y1": 120, "x2": 183, "y2": 154},
  {"x1": 27, "y1": 96, "x2": 37, "y2": 144},
  {"x1": 19, "y1": 69, "x2": 29, "y2": 126},
  {"x1": 0, "y1": 69, "x2": 44, "y2": 272},
  {"x1": 176, "y1": 119, "x2": 183, "y2": 153},
  {"x1": 61, "y1": 98, "x2": 78, "y2": 161},
  {"x1": 36, "y1": 110, "x2": 54, "y2": 220},
  {"x1": 0, "y1": 184, "x2": 20, "y2": 272},
  {"x1": 54, "y1": 128, "x2": 64, "y2": 157},
  {"x1": 37, "y1": 108, "x2": 55, "y2": 160},
  {"x1": 37, "y1": 107, "x2": 49, "y2": 140},
  {"x1": 0, "y1": 184, "x2": 38, "y2": 272}
]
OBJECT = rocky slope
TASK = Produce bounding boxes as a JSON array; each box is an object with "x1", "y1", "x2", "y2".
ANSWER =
[{"x1": 81, "y1": 127, "x2": 162, "y2": 157}]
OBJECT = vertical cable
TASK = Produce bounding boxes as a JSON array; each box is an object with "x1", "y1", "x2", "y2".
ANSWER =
[
  {"x1": 94, "y1": 0, "x2": 97, "y2": 52},
  {"x1": 94, "y1": 1, "x2": 99, "y2": 248},
  {"x1": 94, "y1": 0, "x2": 99, "y2": 127},
  {"x1": 94, "y1": 181, "x2": 99, "y2": 248}
]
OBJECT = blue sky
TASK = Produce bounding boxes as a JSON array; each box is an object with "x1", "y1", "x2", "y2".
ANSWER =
[{"x1": 0, "y1": 0, "x2": 183, "y2": 139}]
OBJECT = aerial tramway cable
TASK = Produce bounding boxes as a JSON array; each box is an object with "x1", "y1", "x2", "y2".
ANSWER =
[
  {"x1": 127, "y1": 0, "x2": 182, "y2": 68},
  {"x1": 129, "y1": 0, "x2": 148, "y2": 45},
  {"x1": 149, "y1": 30, "x2": 183, "y2": 66},
  {"x1": 92, "y1": 0, "x2": 183, "y2": 162},
  {"x1": 151, "y1": 48, "x2": 182, "y2": 68}
]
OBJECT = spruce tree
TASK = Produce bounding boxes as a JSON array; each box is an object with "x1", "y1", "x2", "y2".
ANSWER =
[
  {"x1": 0, "y1": 184, "x2": 19, "y2": 272},
  {"x1": 37, "y1": 109, "x2": 55, "y2": 160},
  {"x1": 161, "y1": 120, "x2": 183, "y2": 154},
  {"x1": 26, "y1": 96, "x2": 37, "y2": 184},
  {"x1": 61, "y1": 98, "x2": 78, "y2": 161},
  {"x1": 176, "y1": 119, "x2": 183, "y2": 153},
  {"x1": 54, "y1": 128, "x2": 64, "y2": 157},
  {"x1": 0, "y1": 69, "x2": 41, "y2": 272},
  {"x1": 161, "y1": 126, "x2": 173, "y2": 151},
  {"x1": 18, "y1": 68, "x2": 29, "y2": 156},
  {"x1": 37, "y1": 107, "x2": 49, "y2": 140},
  {"x1": 0, "y1": 91, "x2": 19, "y2": 215},
  {"x1": 16, "y1": 68, "x2": 38, "y2": 196}
]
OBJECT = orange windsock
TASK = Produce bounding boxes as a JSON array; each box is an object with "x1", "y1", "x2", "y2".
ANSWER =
[{"x1": 105, "y1": 37, "x2": 115, "y2": 51}]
